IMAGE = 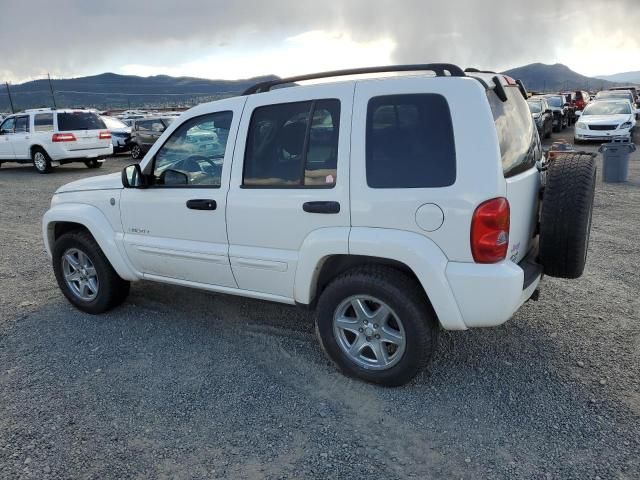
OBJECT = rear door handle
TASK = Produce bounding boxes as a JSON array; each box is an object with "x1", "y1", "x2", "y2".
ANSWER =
[
  {"x1": 186, "y1": 199, "x2": 217, "y2": 210},
  {"x1": 302, "y1": 201, "x2": 340, "y2": 214}
]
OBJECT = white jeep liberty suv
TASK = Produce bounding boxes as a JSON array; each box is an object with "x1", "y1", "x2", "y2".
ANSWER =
[{"x1": 43, "y1": 65, "x2": 596, "y2": 386}]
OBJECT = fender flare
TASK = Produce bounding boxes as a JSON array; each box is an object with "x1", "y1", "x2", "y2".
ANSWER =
[{"x1": 42, "y1": 203, "x2": 139, "y2": 281}]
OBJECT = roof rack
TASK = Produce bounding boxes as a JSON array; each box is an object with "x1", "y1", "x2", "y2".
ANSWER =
[
  {"x1": 242, "y1": 63, "x2": 466, "y2": 95},
  {"x1": 464, "y1": 67, "x2": 497, "y2": 74},
  {"x1": 24, "y1": 107, "x2": 54, "y2": 113}
]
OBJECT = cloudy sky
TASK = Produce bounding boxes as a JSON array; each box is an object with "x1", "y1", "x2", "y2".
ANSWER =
[{"x1": 0, "y1": 0, "x2": 638, "y2": 83}]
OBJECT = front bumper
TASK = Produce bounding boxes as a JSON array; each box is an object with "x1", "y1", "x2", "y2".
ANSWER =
[
  {"x1": 445, "y1": 252, "x2": 542, "y2": 328},
  {"x1": 574, "y1": 127, "x2": 631, "y2": 141}
]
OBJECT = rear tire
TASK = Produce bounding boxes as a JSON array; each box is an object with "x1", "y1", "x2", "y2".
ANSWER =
[
  {"x1": 539, "y1": 152, "x2": 597, "y2": 279},
  {"x1": 85, "y1": 159, "x2": 103, "y2": 169},
  {"x1": 315, "y1": 266, "x2": 439, "y2": 387},
  {"x1": 32, "y1": 148, "x2": 52, "y2": 174},
  {"x1": 52, "y1": 230, "x2": 130, "y2": 314}
]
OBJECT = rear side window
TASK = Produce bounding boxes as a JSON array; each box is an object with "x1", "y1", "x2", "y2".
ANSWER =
[
  {"x1": 243, "y1": 99, "x2": 340, "y2": 188},
  {"x1": 366, "y1": 94, "x2": 456, "y2": 188},
  {"x1": 57, "y1": 112, "x2": 106, "y2": 131},
  {"x1": 34, "y1": 113, "x2": 54, "y2": 132},
  {"x1": 488, "y1": 86, "x2": 540, "y2": 177}
]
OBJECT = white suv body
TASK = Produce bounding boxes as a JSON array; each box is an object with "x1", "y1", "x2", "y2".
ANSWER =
[
  {"x1": 42, "y1": 65, "x2": 596, "y2": 385},
  {"x1": 0, "y1": 108, "x2": 112, "y2": 173}
]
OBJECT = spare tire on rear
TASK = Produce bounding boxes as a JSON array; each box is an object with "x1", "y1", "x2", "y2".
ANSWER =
[{"x1": 539, "y1": 152, "x2": 596, "y2": 279}]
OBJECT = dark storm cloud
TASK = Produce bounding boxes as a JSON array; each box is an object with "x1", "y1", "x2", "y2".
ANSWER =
[{"x1": 0, "y1": 0, "x2": 638, "y2": 80}]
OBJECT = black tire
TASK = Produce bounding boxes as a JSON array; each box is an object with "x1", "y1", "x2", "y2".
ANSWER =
[
  {"x1": 539, "y1": 152, "x2": 596, "y2": 279},
  {"x1": 85, "y1": 159, "x2": 103, "y2": 169},
  {"x1": 315, "y1": 266, "x2": 439, "y2": 387},
  {"x1": 130, "y1": 143, "x2": 142, "y2": 160},
  {"x1": 32, "y1": 147, "x2": 52, "y2": 174},
  {"x1": 52, "y1": 230, "x2": 130, "y2": 314}
]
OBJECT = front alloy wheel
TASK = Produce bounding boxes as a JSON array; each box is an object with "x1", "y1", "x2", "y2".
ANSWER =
[
  {"x1": 130, "y1": 144, "x2": 142, "y2": 160},
  {"x1": 61, "y1": 248, "x2": 99, "y2": 301}
]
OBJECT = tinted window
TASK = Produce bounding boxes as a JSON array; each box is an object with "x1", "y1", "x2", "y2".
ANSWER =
[
  {"x1": 34, "y1": 113, "x2": 54, "y2": 132},
  {"x1": 14, "y1": 116, "x2": 29, "y2": 133},
  {"x1": 243, "y1": 99, "x2": 340, "y2": 187},
  {"x1": 57, "y1": 112, "x2": 106, "y2": 131},
  {"x1": 152, "y1": 112, "x2": 232, "y2": 187},
  {"x1": 0, "y1": 117, "x2": 15, "y2": 133},
  {"x1": 366, "y1": 94, "x2": 455, "y2": 188},
  {"x1": 488, "y1": 86, "x2": 540, "y2": 177}
]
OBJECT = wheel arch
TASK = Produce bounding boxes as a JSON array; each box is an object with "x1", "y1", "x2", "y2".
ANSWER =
[{"x1": 43, "y1": 204, "x2": 138, "y2": 281}]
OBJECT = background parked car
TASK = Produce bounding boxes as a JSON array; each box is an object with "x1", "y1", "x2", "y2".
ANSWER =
[
  {"x1": 573, "y1": 90, "x2": 591, "y2": 111},
  {"x1": 129, "y1": 116, "x2": 175, "y2": 159},
  {"x1": 543, "y1": 94, "x2": 570, "y2": 132},
  {"x1": 100, "y1": 116, "x2": 131, "y2": 153},
  {"x1": 574, "y1": 99, "x2": 637, "y2": 143},
  {"x1": 528, "y1": 97, "x2": 553, "y2": 138}
]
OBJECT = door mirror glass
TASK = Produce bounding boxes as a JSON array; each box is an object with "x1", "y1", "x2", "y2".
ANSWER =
[
  {"x1": 159, "y1": 169, "x2": 189, "y2": 185},
  {"x1": 122, "y1": 163, "x2": 146, "y2": 188}
]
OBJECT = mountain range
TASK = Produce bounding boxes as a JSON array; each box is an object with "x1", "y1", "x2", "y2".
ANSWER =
[{"x1": 1, "y1": 63, "x2": 638, "y2": 112}]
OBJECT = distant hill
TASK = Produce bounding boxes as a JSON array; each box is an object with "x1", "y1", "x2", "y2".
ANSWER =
[
  {"x1": 595, "y1": 71, "x2": 640, "y2": 85},
  {"x1": 501, "y1": 63, "x2": 619, "y2": 92},
  {"x1": 0, "y1": 72, "x2": 279, "y2": 112}
]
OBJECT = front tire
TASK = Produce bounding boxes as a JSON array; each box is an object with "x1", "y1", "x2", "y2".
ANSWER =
[
  {"x1": 315, "y1": 266, "x2": 438, "y2": 387},
  {"x1": 52, "y1": 230, "x2": 130, "y2": 314},
  {"x1": 32, "y1": 148, "x2": 52, "y2": 174}
]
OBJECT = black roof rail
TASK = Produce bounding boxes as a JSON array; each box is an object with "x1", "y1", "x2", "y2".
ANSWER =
[
  {"x1": 515, "y1": 79, "x2": 528, "y2": 99},
  {"x1": 464, "y1": 67, "x2": 497, "y2": 74},
  {"x1": 242, "y1": 63, "x2": 466, "y2": 95},
  {"x1": 492, "y1": 76, "x2": 508, "y2": 102}
]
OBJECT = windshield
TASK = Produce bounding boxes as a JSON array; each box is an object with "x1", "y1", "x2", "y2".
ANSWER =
[
  {"x1": 546, "y1": 96, "x2": 562, "y2": 107},
  {"x1": 101, "y1": 116, "x2": 127, "y2": 129},
  {"x1": 527, "y1": 102, "x2": 542, "y2": 114},
  {"x1": 582, "y1": 102, "x2": 631, "y2": 116}
]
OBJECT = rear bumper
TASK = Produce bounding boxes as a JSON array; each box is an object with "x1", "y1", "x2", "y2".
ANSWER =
[
  {"x1": 48, "y1": 145, "x2": 113, "y2": 161},
  {"x1": 445, "y1": 252, "x2": 542, "y2": 328}
]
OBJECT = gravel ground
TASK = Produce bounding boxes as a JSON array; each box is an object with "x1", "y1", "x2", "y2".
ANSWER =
[{"x1": 1, "y1": 128, "x2": 639, "y2": 479}]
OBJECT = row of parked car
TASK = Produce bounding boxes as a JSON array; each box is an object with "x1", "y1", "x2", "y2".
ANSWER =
[{"x1": 527, "y1": 86, "x2": 639, "y2": 143}]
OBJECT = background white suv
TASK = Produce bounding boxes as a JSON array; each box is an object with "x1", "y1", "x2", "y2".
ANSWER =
[
  {"x1": 42, "y1": 65, "x2": 597, "y2": 386},
  {"x1": 0, "y1": 108, "x2": 113, "y2": 173}
]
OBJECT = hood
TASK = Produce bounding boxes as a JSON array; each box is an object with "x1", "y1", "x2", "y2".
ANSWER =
[
  {"x1": 56, "y1": 172, "x2": 123, "y2": 193},
  {"x1": 580, "y1": 114, "x2": 631, "y2": 125},
  {"x1": 110, "y1": 127, "x2": 132, "y2": 134}
]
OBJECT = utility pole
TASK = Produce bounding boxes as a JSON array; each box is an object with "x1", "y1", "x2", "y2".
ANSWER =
[
  {"x1": 5, "y1": 82, "x2": 15, "y2": 113},
  {"x1": 47, "y1": 73, "x2": 57, "y2": 109}
]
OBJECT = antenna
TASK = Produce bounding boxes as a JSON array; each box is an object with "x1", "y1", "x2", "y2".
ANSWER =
[
  {"x1": 5, "y1": 82, "x2": 15, "y2": 113},
  {"x1": 47, "y1": 73, "x2": 57, "y2": 109}
]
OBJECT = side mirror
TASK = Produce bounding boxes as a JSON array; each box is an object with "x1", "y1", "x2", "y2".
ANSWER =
[
  {"x1": 575, "y1": 111, "x2": 582, "y2": 117},
  {"x1": 544, "y1": 109, "x2": 552, "y2": 114},
  {"x1": 159, "y1": 169, "x2": 189, "y2": 186},
  {"x1": 564, "y1": 103, "x2": 570, "y2": 107},
  {"x1": 121, "y1": 163, "x2": 147, "y2": 188}
]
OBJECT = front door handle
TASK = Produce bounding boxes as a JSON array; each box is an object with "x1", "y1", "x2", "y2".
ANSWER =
[
  {"x1": 186, "y1": 199, "x2": 217, "y2": 210},
  {"x1": 302, "y1": 201, "x2": 340, "y2": 214}
]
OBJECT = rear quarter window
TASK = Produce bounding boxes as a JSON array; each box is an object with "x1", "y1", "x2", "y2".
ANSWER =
[
  {"x1": 57, "y1": 112, "x2": 106, "y2": 131},
  {"x1": 366, "y1": 94, "x2": 456, "y2": 188},
  {"x1": 488, "y1": 86, "x2": 541, "y2": 177}
]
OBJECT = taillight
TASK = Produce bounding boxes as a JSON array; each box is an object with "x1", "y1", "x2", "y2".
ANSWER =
[
  {"x1": 99, "y1": 130, "x2": 112, "y2": 140},
  {"x1": 471, "y1": 198, "x2": 510, "y2": 263},
  {"x1": 51, "y1": 133, "x2": 76, "y2": 142}
]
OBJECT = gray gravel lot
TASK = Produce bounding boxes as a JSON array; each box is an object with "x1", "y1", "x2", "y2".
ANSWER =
[{"x1": 1, "y1": 129, "x2": 639, "y2": 479}]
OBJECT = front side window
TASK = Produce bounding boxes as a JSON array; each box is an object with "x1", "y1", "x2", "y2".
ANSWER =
[
  {"x1": 243, "y1": 99, "x2": 340, "y2": 188},
  {"x1": 0, "y1": 117, "x2": 15, "y2": 134},
  {"x1": 366, "y1": 94, "x2": 456, "y2": 188},
  {"x1": 34, "y1": 113, "x2": 54, "y2": 132},
  {"x1": 136, "y1": 121, "x2": 151, "y2": 131},
  {"x1": 151, "y1": 120, "x2": 166, "y2": 132},
  {"x1": 14, "y1": 116, "x2": 29, "y2": 133},
  {"x1": 152, "y1": 111, "x2": 232, "y2": 187}
]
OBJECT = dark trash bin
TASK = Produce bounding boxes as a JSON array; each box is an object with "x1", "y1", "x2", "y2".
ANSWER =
[{"x1": 599, "y1": 138, "x2": 635, "y2": 183}]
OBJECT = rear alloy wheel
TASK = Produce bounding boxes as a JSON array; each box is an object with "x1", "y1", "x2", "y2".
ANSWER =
[
  {"x1": 316, "y1": 266, "x2": 438, "y2": 386},
  {"x1": 32, "y1": 148, "x2": 52, "y2": 174},
  {"x1": 130, "y1": 144, "x2": 142, "y2": 160},
  {"x1": 84, "y1": 159, "x2": 103, "y2": 169}
]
